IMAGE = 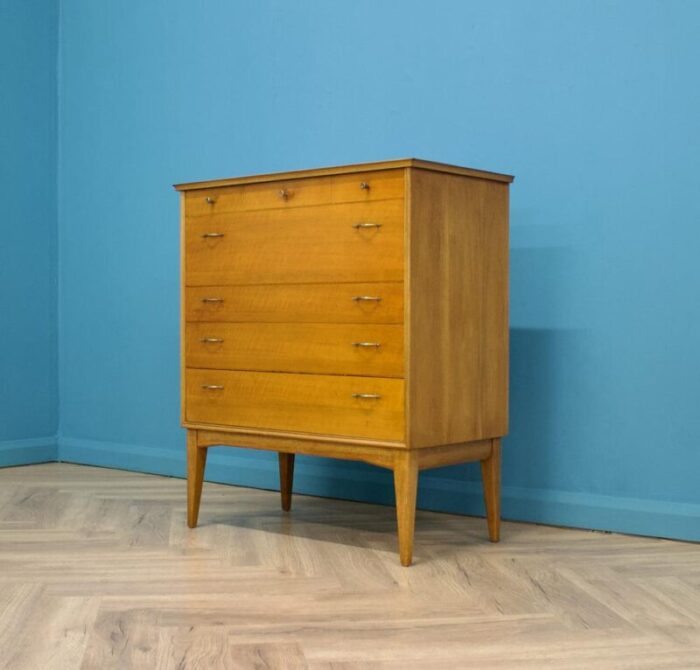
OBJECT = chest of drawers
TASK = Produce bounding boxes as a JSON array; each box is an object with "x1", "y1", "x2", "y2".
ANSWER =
[{"x1": 176, "y1": 159, "x2": 513, "y2": 565}]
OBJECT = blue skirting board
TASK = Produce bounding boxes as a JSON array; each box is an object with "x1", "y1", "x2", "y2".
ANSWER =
[
  {"x1": 57, "y1": 436, "x2": 700, "y2": 543},
  {"x1": 0, "y1": 437, "x2": 58, "y2": 467}
]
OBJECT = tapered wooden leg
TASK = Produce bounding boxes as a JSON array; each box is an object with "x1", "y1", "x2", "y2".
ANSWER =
[
  {"x1": 278, "y1": 452, "x2": 295, "y2": 511},
  {"x1": 393, "y1": 451, "x2": 419, "y2": 566},
  {"x1": 480, "y1": 438, "x2": 502, "y2": 542},
  {"x1": 187, "y1": 429, "x2": 208, "y2": 528}
]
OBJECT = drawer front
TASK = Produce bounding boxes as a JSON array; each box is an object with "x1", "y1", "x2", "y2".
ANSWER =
[
  {"x1": 186, "y1": 323, "x2": 404, "y2": 377},
  {"x1": 186, "y1": 282, "x2": 403, "y2": 324},
  {"x1": 242, "y1": 176, "x2": 332, "y2": 210},
  {"x1": 185, "y1": 200, "x2": 404, "y2": 286},
  {"x1": 185, "y1": 186, "x2": 245, "y2": 217},
  {"x1": 186, "y1": 369, "x2": 405, "y2": 441},
  {"x1": 185, "y1": 178, "x2": 330, "y2": 215},
  {"x1": 184, "y1": 170, "x2": 404, "y2": 216},
  {"x1": 331, "y1": 169, "x2": 404, "y2": 203}
]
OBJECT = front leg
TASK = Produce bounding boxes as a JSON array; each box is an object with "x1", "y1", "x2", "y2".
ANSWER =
[
  {"x1": 187, "y1": 429, "x2": 208, "y2": 528},
  {"x1": 393, "y1": 451, "x2": 419, "y2": 566}
]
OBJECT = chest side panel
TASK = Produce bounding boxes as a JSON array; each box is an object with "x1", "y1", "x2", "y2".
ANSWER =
[{"x1": 407, "y1": 169, "x2": 509, "y2": 448}]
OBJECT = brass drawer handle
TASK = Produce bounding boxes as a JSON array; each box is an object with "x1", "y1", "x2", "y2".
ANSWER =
[
  {"x1": 201, "y1": 384, "x2": 224, "y2": 390},
  {"x1": 278, "y1": 188, "x2": 291, "y2": 200},
  {"x1": 360, "y1": 182, "x2": 370, "y2": 190},
  {"x1": 201, "y1": 297, "x2": 224, "y2": 304},
  {"x1": 205, "y1": 196, "x2": 217, "y2": 205},
  {"x1": 352, "y1": 222, "x2": 382, "y2": 229},
  {"x1": 201, "y1": 232, "x2": 225, "y2": 239},
  {"x1": 200, "y1": 337, "x2": 224, "y2": 343},
  {"x1": 352, "y1": 342, "x2": 381, "y2": 348},
  {"x1": 352, "y1": 393, "x2": 381, "y2": 400},
  {"x1": 352, "y1": 295, "x2": 382, "y2": 302}
]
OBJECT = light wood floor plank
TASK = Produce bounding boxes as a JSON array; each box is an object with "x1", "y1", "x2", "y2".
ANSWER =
[{"x1": 0, "y1": 463, "x2": 699, "y2": 669}]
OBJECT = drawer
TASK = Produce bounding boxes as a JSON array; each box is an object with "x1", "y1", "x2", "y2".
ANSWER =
[
  {"x1": 185, "y1": 186, "x2": 245, "y2": 217},
  {"x1": 186, "y1": 323, "x2": 404, "y2": 377},
  {"x1": 186, "y1": 369, "x2": 405, "y2": 441},
  {"x1": 186, "y1": 178, "x2": 331, "y2": 216},
  {"x1": 185, "y1": 282, "x2": 404, "y2": 324},
  {"x1": 184, "y1": 170, "x2": 405, "y2": 217},
  {"x1": 242, "y1": 176, "x2": 332, "y2": 210},
  {"x1": 331, "y1": 169, "x2": 404, "y2": 203},
  {"x1": 185, "y1": 200, "x2": 404, "y2": 286}
]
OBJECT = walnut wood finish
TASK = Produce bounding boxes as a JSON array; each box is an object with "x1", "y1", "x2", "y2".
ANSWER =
[
  {"x1": 481, "y1": 437, "x2": 502, "y2": 542},
  {"x1": 185, "y1": 369, "x2": 405, "y2": 441},
  {"x1": 186, "y1": 429, "x2": 206, "y2": 529},
  {"x1": 278, "y1": 452, "x2": 295, "y2": 512},
  {"x1": 393, "y1": 450, "x2": 419, "y2": 566},
  {"x1": 196, "y1": 428, "x2": 400, "y2": 467},
  {"x1": 185, "y1": 322, "x2": 403, "y2": 377},
  {"x1": 175, "y1": 158, "x2": 513, "y2": 190},
  {"x1": 407, "y1": 168, "x2": 509, "y2": 447},
  {"x1": 185, "y1": 199, "x2": 404, "y2": 286},
  {"x1": 185, "y1": 282, "x2": 404, "y2": 324},
  {"x1": 183, "y1": 167, "x2": 404, "y2": 214},
  {"x1": 177, "y1": 159, "x2": 513, "y2": 564}
]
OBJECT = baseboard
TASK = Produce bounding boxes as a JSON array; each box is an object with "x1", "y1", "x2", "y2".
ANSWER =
[
  {"x1": 0, "y1": 436, "x2": 58, "y2": 467},
  {"x1": 57, "y1": 436, "x2": 700, "y2": 543}
]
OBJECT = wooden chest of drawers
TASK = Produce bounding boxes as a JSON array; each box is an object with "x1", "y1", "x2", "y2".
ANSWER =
[{"x1": 176, "y1": 159, "x2": 513, "y2": 565}]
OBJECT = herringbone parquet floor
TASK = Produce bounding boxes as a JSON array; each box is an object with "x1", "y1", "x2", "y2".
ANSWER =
[{"x1": 1, "y1": 463, "x2": 699, "y2": 669}]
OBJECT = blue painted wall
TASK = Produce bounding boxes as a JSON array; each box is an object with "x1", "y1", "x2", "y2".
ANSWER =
[
  {"x1": 54, "y1": 0, "x2": 700, "y2": 539},
  {"x1": 0, "y1": 0, "x2": 58, "y2": 466}
]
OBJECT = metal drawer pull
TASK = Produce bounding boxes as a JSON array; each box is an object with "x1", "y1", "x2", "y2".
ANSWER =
[
  {"x1": 205, "y1": 196, "x2": 217, "y2": 204},
  {"x1": 201, "y1": 232, "x2": 225, "y2": 239},
  {"x1": 352, "y1": 222, "x2": 382, "y2": 229},
  {"x1": 352, "y1": 342, "x2": 381, "y2": 348},
  {"x1": 278, "y1": 188, "x2": 291, "y2": 200},
  {"x1": 200, "y1": 337, "x2": 224, "y2": 343},
  {"x1": 360, "y1": 182, "x2": 370, "y2": 190},
  {"x1": 352, "y1": 393, "x2": 381, "y2": 400},
  {"x1": 201, "y1": 384, "x2": 224, "y2": 390},
  {"x1": 201, "y1": 297, "x2": 224, "y2": 304},
  {"x1": 352, "y1": 295, "x2": 382, "y2": 302}
]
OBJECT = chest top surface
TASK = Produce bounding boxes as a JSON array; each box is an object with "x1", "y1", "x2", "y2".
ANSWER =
[{"x1": 174, "y1": 158, "x2": 514, "y2": 191}]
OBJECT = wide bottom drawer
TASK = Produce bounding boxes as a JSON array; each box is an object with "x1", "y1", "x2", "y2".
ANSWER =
[{"x1": 186, "y1": 369, "x2": 404, "y2": 441}]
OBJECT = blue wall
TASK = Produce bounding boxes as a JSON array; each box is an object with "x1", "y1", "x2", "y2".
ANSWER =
[
  {"x1": 0, "y1": 0, "x2": 58, "y2": 466},
  {"x1": 48, "y1": 0, "x2": 700, "y2": 540}
]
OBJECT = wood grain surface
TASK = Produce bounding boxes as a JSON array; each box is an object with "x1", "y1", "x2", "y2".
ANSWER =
[
  {"x1": 186, "y1": 369, "x2": 405, "y2": 441},
  {"x1": 406, "y1": 169, "x2": 509, "y2": 447},
  {"x1": 185, "y1": 200, "x2": 404, "y2": 286},
  {"x1": 185, "y1": 282, "x2": 404, "y2": 324},
  {"x1": 183, "y1": 168, "x2": 404, "y2": 214},
  {"x1": 185, "y1": 322, "x2": 404, "y2": 377},
  {"x1": 1, "y1": 463, "x2": 698, "y2": 669}
]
